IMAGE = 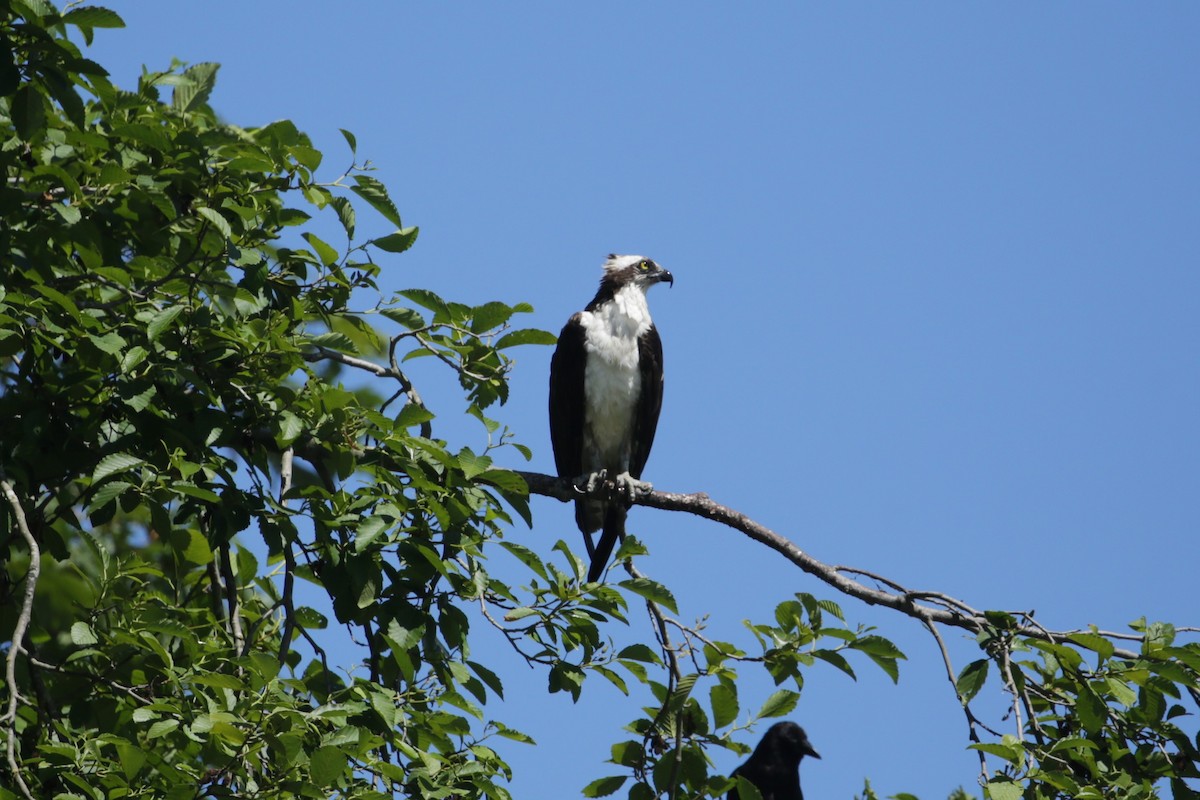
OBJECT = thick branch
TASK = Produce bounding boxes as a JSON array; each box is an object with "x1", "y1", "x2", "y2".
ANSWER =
[
  {"x1": 1, "y1": 480, "x2": 40, "y2": 800},
  {"x1": 513, "y1": 471, "x2": 1141, "y2": 660}
]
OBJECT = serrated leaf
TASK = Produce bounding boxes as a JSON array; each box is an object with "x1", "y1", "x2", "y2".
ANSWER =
[
  {"x1": 617, "y1": 643, "x2": 661, "y2": 664},
  {"x1": 355, "y1": 516, "x2": 388, "y2": 553},
  {"x1": 986, "y1": 780, "x2": 1024, "y2": 800},
  {"x1": 172, "y1": 62, "x2": 218, "y2": 112},
  {"x1": 147, "y1": 719, "x2": 179, "y2": 739},
  {"x1": 583, "y1": 776, "x2": 627, "y2": 798},
  {"x1": 350, "y1": 175, "x2": 402, "y2": 227},
  {"x1": 168, "y1": 528, "x2": 213, "y2": 565},
  {"x1": 147, "y1": 305, "x2": 184, "y2": 342},
  {"x1": 302, "y1": 232, "x2": 339, "y2": 266},
  {"x1": 618, "y1": 577, "x2": 678, "y2": 613},
  {"x1": 756, "y1": 689, "x2": 799, "y2": 719},
  {"x1": 735, "y1": 776, "x2": 765, "y2": 800},
  {"x1": 131, "y1": 708, "x2": 157, "y2": 723},
  {"x1": 710, "y1": 683, "x2": 738, "y2": 728},
  {"x1": 89, "y1": 480, "x2": 132, "y2": 510},
  {"x1": 371, "y1": 227, "x2": 418, "y2": 254},
  {"x1": 89, "y1": 331, "x2": 127, "y2": 355},
  {"x1": 196, "y1": 206, "x2": 232, "y2": 239},
  {"x1": 477, "y1": 469, "x2": 528, "y2": 494},
  {"x1": 70, "y1": 621, "x2": 98, "y2": 646},
  {"x1": 330, "y1": 195, "x2": 356, "y2": 240},
  {"x1": 93, "y1": 453, "x2": 144, "y2": 483},
  {"x1": 1069, "y1": 632, "x2": 1115, "y2": 661},
  {"x1": 956, "y1": 659, "x2": 989, "y2": 704},
  {"x1": 395, "y1": 402, "x2": 434, "y2": 428},
  {"x1": 468, "y1": 660, "x2": 504, "y2": 699},
  {"x1": 398, "y1": 288, "x2": 448, "y2": 318},
  {"x1": 62, "y1": 6, "x2": 125, "y2": 28},
  {"x1": 496, "y1": 328, "x2": 558, "y2": 349},
  {"x1": 1075, "y1": 682, "x2": 1107, "y2": 734},
  {"x1": 276, "y1": 411, "x2": 304, "y2": 445},
  {"x1": 12, "y1": 83, "x2": 47, "y2": 140},
  {"x1": 309, "y1": 745, "x2": 346, "y2": 786},
  {"x1": 471, "y1": 301, "x2": 514, "y2": 333},
  {"x1": 499, "y1": 541, "x2": 547, "y2": 580},
  {"x1": 380, "y1": 306, "x2": 424, "y2": 329}
]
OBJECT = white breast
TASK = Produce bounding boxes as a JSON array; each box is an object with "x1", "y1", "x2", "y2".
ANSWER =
[{"x1": 579, "y1": 286, "x2": 652, "y2": 471}]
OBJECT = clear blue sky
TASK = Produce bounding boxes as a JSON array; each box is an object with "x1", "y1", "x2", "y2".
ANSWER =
[{"x1": 88, "y1": 4, "x2": 1199, "y2": 798}]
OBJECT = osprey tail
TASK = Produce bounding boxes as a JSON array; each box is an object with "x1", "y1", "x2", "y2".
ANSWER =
[{"x1": 587, "y1": 504, "x2": 626, "y2": 582}]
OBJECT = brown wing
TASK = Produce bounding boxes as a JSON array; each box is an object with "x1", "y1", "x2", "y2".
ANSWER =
[
  {"x1": 629, "y1": 323, "x2": 664, "y2": 480},
  {"x1": 549, "y1": 313, "x2": 587, "y2": 480}
]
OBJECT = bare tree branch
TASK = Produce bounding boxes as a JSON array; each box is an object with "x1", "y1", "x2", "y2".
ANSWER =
[
  {"x1": 1, "y1": 479, "x2": 40, "y2": 800},
  {"x1": 513, "y1": 471, "x2": 1143, "y2": 661}
]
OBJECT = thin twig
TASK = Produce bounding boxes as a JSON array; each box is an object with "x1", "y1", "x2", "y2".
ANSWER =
[{"x1": 922, "y1": 616, "x2": 989, "y2": 782}]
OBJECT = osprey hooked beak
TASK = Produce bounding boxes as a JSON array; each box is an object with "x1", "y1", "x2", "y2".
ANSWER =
[{"x1": 649, "y1": 262, "x2": 674, "y2": 287}]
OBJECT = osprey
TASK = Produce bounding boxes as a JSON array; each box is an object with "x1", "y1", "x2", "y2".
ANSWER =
[{"x1": 549, "y1": 254, "x2": 673, "y2": 582}]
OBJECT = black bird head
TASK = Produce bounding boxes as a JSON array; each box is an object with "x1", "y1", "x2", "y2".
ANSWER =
[{"x1": 756, "y1": 721, "x2": 820, "y2": 764}]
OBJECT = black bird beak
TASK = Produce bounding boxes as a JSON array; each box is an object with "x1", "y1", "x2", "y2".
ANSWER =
[
  {"x1": 658, "y1": 269, "x2": 674, "y2": 287},
  {"x1": 804, "y1": 743, "x2": 821, "y2": 760}
]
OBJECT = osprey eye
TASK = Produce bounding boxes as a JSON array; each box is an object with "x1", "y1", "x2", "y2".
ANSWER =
[{"x1": 639, "y1": 261, "x2": 650, "y2": 271}]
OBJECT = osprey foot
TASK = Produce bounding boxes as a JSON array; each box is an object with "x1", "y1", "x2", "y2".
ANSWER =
[
  {"x1": 614, "y1": 472, "x2": 653, "y2": 501},
  {"x1": 573, "y1": 470, "x2": 608, "y2": 495}
]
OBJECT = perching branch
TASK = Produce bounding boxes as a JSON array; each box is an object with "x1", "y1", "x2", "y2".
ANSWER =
[{"x1": 513, "y1": 471, "x2": 1144, "y2": 661}]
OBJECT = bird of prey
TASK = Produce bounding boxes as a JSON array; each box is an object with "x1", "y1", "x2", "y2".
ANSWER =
[
  {"x1": 728, "y1": 721, "x2": 821, "y2": 800},
  {"x1": 549, "y1": 254, "x2": 673, "y2": 582}
]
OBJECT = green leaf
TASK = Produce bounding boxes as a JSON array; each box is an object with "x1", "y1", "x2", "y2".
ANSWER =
[
  {"x1": 985, "y1": 780, "x2": 1024, "y2": 800},
  {"x1": 12, "y1": 84, "x2": 47, "y2": 140},
  {"x1": 330, "y1": 195, "x2": 356, "y2": 240},
  {"x1": 147, "y1": 719, "x2": 179, "y2": 739},
  {"x1": 350, "y1": 175, "x2": 403, "y2": 227},
  {"x1": 88, "y1": 331, "x2": 127, "y2": 355},
  {"x1": 1068, "y1": 631, "x2": 1115, "y2": 661},
  {"x1": 710, "y1": 683, "x2": 738, "y2": 728},
  {"x1": 370, "y1": 227, "x2": 418, "y2": 253},
  {"x1": 196, "y1": 206, "x2": 232, "y2": 240},
  {"x1": 147, "y1": 305, "x2": 184, "y2": 342},
  {"x1": 62, "y1": 6, "x2": 126, "y2": 28},
  {"x1": 956, "y1": 659, "x2": 989, "y2": 704},
  {"x1": 89, "y1": 480, "x2": 132, "y2": 510},
  {"x1": 381, "y1": 306, "x2": 425, "y2": 329},
  {"x1": 618, "y1": 577, "x2": 678, "y2": 613},
  {"x1": 471, "y1": 301, "x2": 514, "y2": 333},
  {"x1": 309, "y1": 745, "x2": 346, "y2": 786},
  {"x1": 756, "y1": 689, "x2": 799, "y2": 719},
  {"x1": 92, "y1": 453, "x2": 144, "y2": 483},
  {"x1": 583, "y1": 776, "x2": 627, "y2": 798},
  {"x1": 70, "y1": 621, "x2": 98, "y2": 646},
  {"x1": 168, "y1": 528, "x2": 213, "y2": 565},
  {"x1": 354, "y1": 516, "x2": 388, "y2": 553},
  {"x1": 496, "y1": 328, "x2": 558, "y2": 349},
  {"x1": 303, "y1": 232, "x2": 339, "y2": 266},
  {"x1": 399, "y1": 288, "x2": 448, "y2": 318},
  {"x1": 172, "y1": 62, "x2": 219, "y2": 112},
  {"x1": 734, "y1": 776, "x2": 765, "y2": 800},
  {"x1": 1075, "y1": 682, "x2": 1107, "y2": 734},
  {"x1": 477, "y1": 469, "x2": 528, "y2": 495},
  {"x1": 339, "y1": 128, "x2": 357, "y2": 154}
]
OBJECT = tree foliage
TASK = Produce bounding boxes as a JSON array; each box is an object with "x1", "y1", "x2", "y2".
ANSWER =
[{"x1": 1, "y1": 4, "x2": 1198, "y2": 800}]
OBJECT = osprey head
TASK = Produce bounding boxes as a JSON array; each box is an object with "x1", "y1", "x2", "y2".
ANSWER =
[{"x1": 602, "y1": 254, "x2": 674, "y2": 290}]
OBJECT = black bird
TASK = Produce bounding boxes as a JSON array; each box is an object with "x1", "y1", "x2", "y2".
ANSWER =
[{"x1": 728, "y1": 721, "x2": 821, "y2": 800}]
